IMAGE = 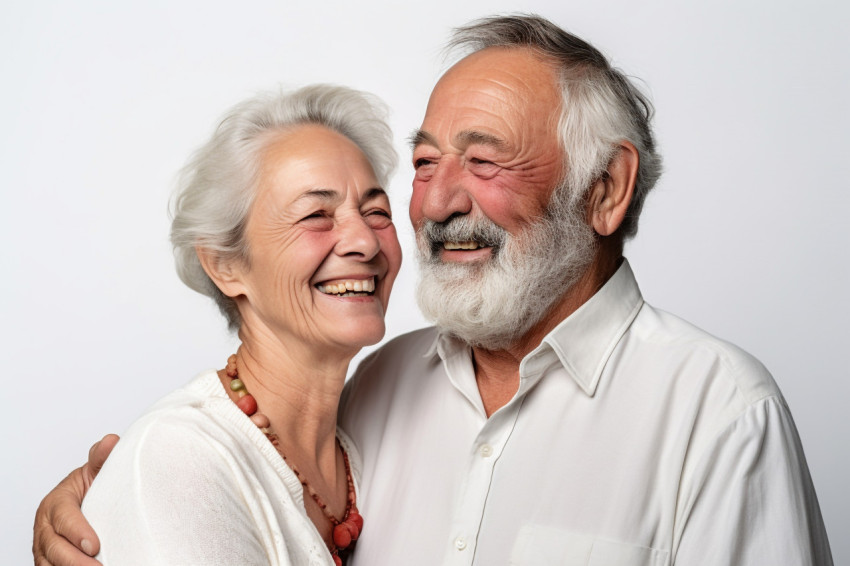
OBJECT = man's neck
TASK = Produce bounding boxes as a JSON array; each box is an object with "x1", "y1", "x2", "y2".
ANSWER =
[{"x1": 471, "y1": 250, "x2": 622, "y2": 416}]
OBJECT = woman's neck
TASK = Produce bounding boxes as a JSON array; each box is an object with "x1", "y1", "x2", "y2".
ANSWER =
[
  {"x1": 228, "y1": 324, "x2": 354, "y2": 476},
  {"x1": 217, "y1": 329, "x2": 357, "y2": 545}
]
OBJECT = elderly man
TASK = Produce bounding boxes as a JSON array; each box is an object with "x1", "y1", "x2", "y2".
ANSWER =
[{"x1": 34, "y1": 15, "x2": 831, "y2": 566}]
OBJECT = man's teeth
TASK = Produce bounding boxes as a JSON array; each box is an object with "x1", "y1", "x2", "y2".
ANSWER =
[
  {"x1": 317, "y1": 278, "x2": 376, "y2": 296},
  {"x1": 443, "y1": 241, "x2": 482, "y2": 250}
]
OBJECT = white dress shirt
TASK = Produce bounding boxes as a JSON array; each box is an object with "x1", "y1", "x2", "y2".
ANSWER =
[{"x1": 339, "y1": 261, "x2": 831, "y2": 565}]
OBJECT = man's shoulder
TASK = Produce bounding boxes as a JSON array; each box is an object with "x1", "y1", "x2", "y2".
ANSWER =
[
  {"x1": 340, "y1": 327, "x2": 439, "y2": 419},
  {"x1": 352, "y1": 326, "x2": 439, "y2": 379},
  {"x1": 631, "y1": 303, "x2": 782, "y2": 407}
]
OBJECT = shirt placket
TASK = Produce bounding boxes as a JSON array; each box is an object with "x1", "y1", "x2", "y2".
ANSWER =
[
  {"x1": 440, "y1": 394, "x2": 524, "y2": 566},
  {"x1": 439, "y1": 346, "x2": 554, "y2": 566}
]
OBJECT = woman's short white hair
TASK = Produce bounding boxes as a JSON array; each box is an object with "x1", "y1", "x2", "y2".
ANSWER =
[
  {"x1": 447, "y1": 14, "x2": 663, "y2": 241},
  {"x1": 170, "y1": 84, "x2": 397, "y2": 331}
]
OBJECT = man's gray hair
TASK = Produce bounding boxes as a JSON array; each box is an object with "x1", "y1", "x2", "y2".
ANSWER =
[
  {"x1": 170, "y1": 85, "x2": 397, "y2": 330},
  {"x1": 447, "y1": 14, "x2": 662, "y2": 240}
]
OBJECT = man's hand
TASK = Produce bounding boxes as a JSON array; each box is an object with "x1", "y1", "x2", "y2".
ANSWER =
[{"x1": 33, "y1": 434, "x2": 119, "y2": 566}]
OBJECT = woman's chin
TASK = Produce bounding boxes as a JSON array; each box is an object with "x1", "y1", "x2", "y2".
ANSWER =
[{"x1": 330, "y1": 321, "x2": 386, "y2": 352}]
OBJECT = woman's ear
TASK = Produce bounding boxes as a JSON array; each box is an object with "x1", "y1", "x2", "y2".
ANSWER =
[
  {"x1": 586, "y1": 141, "x2": 639, "y2": 237},
  {"x1": 196, "y1": 246, "x2": 246, "y2": 298}
]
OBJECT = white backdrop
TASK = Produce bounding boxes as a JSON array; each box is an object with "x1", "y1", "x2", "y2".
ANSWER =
[{"x1": 2, "y1": 1, "x2": 847, "y2": 563}]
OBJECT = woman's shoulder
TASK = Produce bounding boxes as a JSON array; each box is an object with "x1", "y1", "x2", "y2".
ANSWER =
[
  {"x1": 81, "y1": 370, "x2": 324, "y2": 565},
  {"x1": 87, "y1": 369, "x2": 281, "y2": 489}
]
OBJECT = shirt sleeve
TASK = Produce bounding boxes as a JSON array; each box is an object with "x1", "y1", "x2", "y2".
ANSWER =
[
  {"x1": 81, "y1": 413, "x2": 271, "y2": 565},
  {"x1": 672, "y1": 396, "x2": 833, "y2": 565}
]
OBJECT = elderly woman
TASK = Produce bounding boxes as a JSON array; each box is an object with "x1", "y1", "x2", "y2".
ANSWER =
[{"x1": 75, "y1": 85, "x2": 402, "y2": 565}]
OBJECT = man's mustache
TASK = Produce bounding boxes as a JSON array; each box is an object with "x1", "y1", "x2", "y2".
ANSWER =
[{"x1": 418, "y1": 216, "x2": 507, "y2": 256}]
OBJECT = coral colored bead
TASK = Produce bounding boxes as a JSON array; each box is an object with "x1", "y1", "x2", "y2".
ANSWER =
[
  {"x1": 333, "y1": 524, "x2": 352, "y2": 548},
  {"x1": 348, "y1": 512, "x2": 363, "y2": 531},
  {"x1": 250, "y1": 412, "x2": 270, "y2": 429},
  {"x1": 236, "y1": 394, "x2": 258, "y2": 415},
  {"x1": 343, "y1": 520, "x2": 359, "y2": 540},
  {"x1": 332, "y1": 556, "x2": 342, "y2": 566},
  {"x1": 229, "y1": 378, "x2": 245, "y2": 391}
]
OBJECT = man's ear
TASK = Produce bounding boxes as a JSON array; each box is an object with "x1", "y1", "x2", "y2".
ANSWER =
[
  {"x1": 586, "y1": 141, "x2": 639, "y2": 237},
  {"x1": 196, "y1": 246, "x2": 246, "y2": 298}
]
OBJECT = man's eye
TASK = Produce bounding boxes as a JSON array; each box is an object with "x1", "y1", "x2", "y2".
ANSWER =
[
  {"x1": 414, "y1": 157, "x2": 433, "y2": 168},
  {"x1": 467, "y1": 157, "x2": 500, "y2": 178}
]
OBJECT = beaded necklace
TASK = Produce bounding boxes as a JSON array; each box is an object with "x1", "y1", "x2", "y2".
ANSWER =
[{"x1": 225, "y1": 354, "x2": 363, "y2": 566}]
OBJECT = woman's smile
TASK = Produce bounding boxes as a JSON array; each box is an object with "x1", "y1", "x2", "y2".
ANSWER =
[{"x1": 221, "y1": 123, "x2": 402, "y2": 354}]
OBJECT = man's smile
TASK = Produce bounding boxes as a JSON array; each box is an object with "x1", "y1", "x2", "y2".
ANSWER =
[{"x1": 443, "y1": 240, "x2": 485, "y2": 250}]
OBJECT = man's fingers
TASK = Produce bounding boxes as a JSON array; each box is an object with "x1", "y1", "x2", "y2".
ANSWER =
[
  {"x1": 33, "y1": 476, "x2": 102, "y2": 566},
  {"x1": 35, "y1": 534, "x2": 101, "y2": 566},
  {"x1": 85, "y1": 434, "x2": 119, "y2": 482},
  {"x1": 55, "y1": 469, "x2": 102, "y2": 554}
]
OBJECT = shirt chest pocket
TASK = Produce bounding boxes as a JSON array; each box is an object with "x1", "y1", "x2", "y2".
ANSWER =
[{"x1": 509, "y1": 526, "x2": 669, "y2": 566}]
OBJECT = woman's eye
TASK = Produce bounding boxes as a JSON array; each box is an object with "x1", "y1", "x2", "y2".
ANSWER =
[
  {"x1": 364, "y1": 209, "x2": 393, "y2": 228},
  {"x1": 414, "y1": 157, "x2": 433, "y2": 169},
  {"x1": 300, "y1": 212, "x2": 334, "y2": 229}
]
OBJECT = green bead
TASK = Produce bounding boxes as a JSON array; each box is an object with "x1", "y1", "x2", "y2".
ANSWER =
[{"x1": 230, "y1": 378, "x2": 245, "y2": 391}]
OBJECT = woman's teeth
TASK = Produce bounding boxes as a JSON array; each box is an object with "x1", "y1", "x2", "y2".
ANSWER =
[
  {"x1": 317, "y1": 278, "x2": 376, "y2": 296},
  {"x1": 443, "y1": 241, "x2": 482, "y2": 250}
]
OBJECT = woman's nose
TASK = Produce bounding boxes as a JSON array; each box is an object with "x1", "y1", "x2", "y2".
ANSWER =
[{"x1": 335, "y1": 216, "x2": 381, "y2": 260}]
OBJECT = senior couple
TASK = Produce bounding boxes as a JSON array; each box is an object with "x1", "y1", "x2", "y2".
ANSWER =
[{"x1": 34, "y1": 14, "x2": 832, "y2": 566}]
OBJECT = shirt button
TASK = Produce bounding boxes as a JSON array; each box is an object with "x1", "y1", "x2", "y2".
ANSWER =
[
  {"x1": 455, "y1": 536, "x2": 467, "y2": 550},
  {"x1": 479, "y1": 444, "x2": 493, "y2": 457}
]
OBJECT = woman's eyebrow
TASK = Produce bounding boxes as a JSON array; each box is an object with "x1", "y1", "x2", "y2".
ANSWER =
[
  {"x1": 361, "y1": 187, "x2": 387, "y2": 203},
  {"x1": 295, "y1": 188, "x2": 340, "y2": 203}
]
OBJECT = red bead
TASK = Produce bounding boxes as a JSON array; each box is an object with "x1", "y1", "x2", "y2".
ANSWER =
[
  {"x1": 348, "y1": 511, "x2": 363, "y2": 531},
  {"x1": 236, "y1": 394, "x2": 257, "y2": 415},
  {"x1": 332, "y1": 555, "x2": 342, "y2": 566},
  {"x1": 339, "y1": 520, "x2": 356, "y2": 541},
  {"x1": 333, "y1": 523, "x2": 352, "y2": 548}
]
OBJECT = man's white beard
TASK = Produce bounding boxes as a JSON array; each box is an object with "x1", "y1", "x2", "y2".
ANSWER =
[{"x1": 415, "y1": 184, "x2": 597, "y2": 350}]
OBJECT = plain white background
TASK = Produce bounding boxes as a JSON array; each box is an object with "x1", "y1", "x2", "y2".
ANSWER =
[{"x1": 2, "y1": 1, "x2": 847, "y2": 563}]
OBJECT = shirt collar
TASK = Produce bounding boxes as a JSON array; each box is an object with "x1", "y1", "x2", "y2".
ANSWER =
[
  {"x1": 423, "y1": 259, "x2": 644, "y2": 398},
  {"x1": 535, "y1": 259, "x2": 643, "y2": 396}
]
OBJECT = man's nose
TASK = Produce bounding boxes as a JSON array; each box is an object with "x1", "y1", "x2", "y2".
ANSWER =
[{"x1": 420, "y1": 156, "x2": 473, "y2": 223}]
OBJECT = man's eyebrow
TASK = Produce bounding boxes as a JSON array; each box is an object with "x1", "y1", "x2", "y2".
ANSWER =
[
  {"x1": 408, "y1": 129, "x2": 438, "y2": 150},
  {"x1": 455, "y1": 130, "x2": 507, "y2": 150},
  {"x1": 407, "y1": 128, "x2": 508, "y2": 151}
]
